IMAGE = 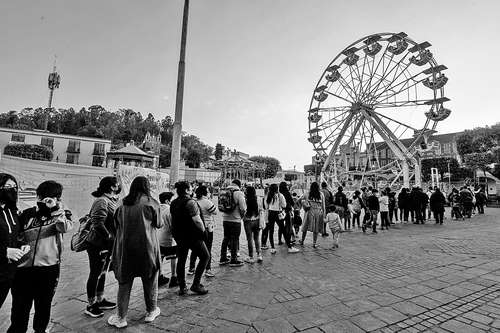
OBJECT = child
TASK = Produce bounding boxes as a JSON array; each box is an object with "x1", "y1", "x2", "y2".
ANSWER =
[
  {"x1": 158, "y1": 192, "x2": 178, "y2": 288},
  {"x1": 325, "y1": 205, "x2": 341, "y2": 249},
  {"x1": 292, "y1": 192, "x2": 302, "y2": 237},
  {"x1": 8, "y1": 180, "x2": 73, "y2": 333}
]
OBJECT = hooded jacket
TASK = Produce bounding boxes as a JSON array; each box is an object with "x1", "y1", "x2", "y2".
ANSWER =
[
  {"x1": 0, "y1": 206, "x2": 20, "y2": 282},
  {"x1": 17, "y1": 206, "x2": 73, "y2": 268}
]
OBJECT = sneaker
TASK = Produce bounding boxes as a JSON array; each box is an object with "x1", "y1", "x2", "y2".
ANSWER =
[
  {"x1": 96, "y1": 299, "x2": 116, "y2": 310},
  {"x1": 257, "y1": 255, "x2": 263, "y2": 262},
  {"x1": 178, "y1": 286, "x2": 189, "y2": 296},
  {"x1": 372, "y1": 230, "x2": 378, "y2": 234},
  {"x1": 288, "y1": 247, "x2": 299, "y2": 253},
  {"x1": 312, "y1": 244, "x2": 317, "y2": 248},
  {"x1": 205, "y1": 270, "x2": 215, "y2": 278},
  {"x1": 144, "y1": 307, "x2": 161, "y2": 322},
  {"x1": 229, "y1": 260, "x2": 244, "y2": 267},
  {"x1": 168, "y1": 276, "x2": 179, "y2": 288},
  {"x1": 107, "y1": 314, "x2": 127, "y2": 328},
  {"x1": 158, "y1": 274, "x2": 170, "y2": 287},
  {"x1": 187, "y1": 268, "x2": 195, "y2": 275},
  {"x1": 270, "y1": 248, "x2": 276, "y2": 254},
  {"x1": 85, "y1": 304, "x2": 104, "y2": 318},
  {"x1": 244, "y1": 257, "x2": 255, "y2": 263},
  {"x1": 190, "y1": 284, "x2": 209, "y2": 295},
  {"x1": 219, "y1": 259, "x2": 230, "y2": 266},
  {"x1": 261, "y1": 245, "x2": 269, "y2": 250}
]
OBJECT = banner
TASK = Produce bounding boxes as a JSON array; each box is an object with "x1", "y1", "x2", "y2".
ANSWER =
[{"x1": 117, "y1": 165, "x2": 170, "y2": 199}]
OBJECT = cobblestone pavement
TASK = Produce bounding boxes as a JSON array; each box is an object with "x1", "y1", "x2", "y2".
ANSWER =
[{"x1": 2, "y1": 208, "x2": 500, "y2": 332}]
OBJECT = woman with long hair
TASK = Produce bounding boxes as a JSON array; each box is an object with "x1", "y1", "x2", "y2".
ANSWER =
[
  {"x1": 108, "y1": 176, "x2": 163, "y2": 328},
  {"x1": 0, "y1": 173, "x2": 22, "y2": 309},
  {"x1": 299, "y1": 182, "x2": 325, "y2": 248},
  {"x1": 279, "y1": 182, "x2": 295, "y2": 244},
  {"x1": 263, "y1": 184, "x2": 299, "y2": 254},
  {"x1": 85, "y1": 176, "x2": 120, "y2": 318},
  {"x1": 243, "y1": 186, "x2": 263, "y2": 263}
]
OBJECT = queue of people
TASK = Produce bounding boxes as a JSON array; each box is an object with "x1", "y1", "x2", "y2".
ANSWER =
[{"x1": 0, "y1": 172, "x2": 490, "y2": 331}]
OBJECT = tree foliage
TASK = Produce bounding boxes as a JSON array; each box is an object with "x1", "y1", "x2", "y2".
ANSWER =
[
  {"x1": 4, "y1": 144, "x2": 53, "y2": 161},
  {"x1": 0, "y1": 106, "x2": 213, "y2": 168},
  {"x1": 215, "y1": 143, "x2": 224, "y2": 160},
  {"x1": 249, "y1": 155, "x2": 281, "y2": 178}
]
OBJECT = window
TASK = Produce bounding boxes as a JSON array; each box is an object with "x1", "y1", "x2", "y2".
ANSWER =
[
  {"x1": 67, "y1": 140, "x2": 81, "y2": 153},
  {"x1": 41, "y1": 137, "x2": 54, "y2": 149},
  {"x1": 11, "y1": 134, "x2": 25, "y2": 143},
  {"x1": 92, "y1": 156, "x2": 105, "y2": 167},
  {"x1": 442, "y1": 143, "x2": 451, "y2": 154},
  {"x1": 66, "y1": 153, "x2": 79, "y2": 164},
  {"x1": 93, "y1": 143, "x2": 105, "y2": 156}
]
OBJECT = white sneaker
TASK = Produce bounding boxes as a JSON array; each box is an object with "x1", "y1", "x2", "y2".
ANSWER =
[
  {"x1": 108, "y1": 314, "x2": 128, "y2": 328},
  {"x1": 288, "y1": 247, "x2": 300, "y2": 253},
  {"x1": 244, "y1": 257, "x2": 255, "y2": 263},
  {"x1": 205, "y1": 269, "x2": 215, "y2": 278},
  {"x1": 144, "y1": 307, "x2": 161, "y2": 322},
  {"x1": 257, "y1": 255, "x2": 263, "y2": 262},
  {"x1": 270, "y1": 248, "x2": 276, "y2": 254}
]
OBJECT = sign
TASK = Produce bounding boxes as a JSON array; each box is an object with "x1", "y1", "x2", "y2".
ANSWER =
[{"x1": 117, "y1": 165, "x2": 170, "y2": 199}]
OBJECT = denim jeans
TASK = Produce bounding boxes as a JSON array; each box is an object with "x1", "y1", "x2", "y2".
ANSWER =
[
  {"x1": 244, "y1": 219, "x2": 261, "y2": 258},
  {"x1": 265, "y1": 211, "x2": 291, "y2": 248},
  {"x1": 177, "y1": 239, "x2": 209, "y2": 288},
  {"x1": 117, "y1": 271, "x2": 158, "y2": 318},
  {"x1": 220, "y1": 221, "x2": 241, "y2": 261},
  {"x1": 189, "y1": 231, "x2": 213, "y2": 271}
]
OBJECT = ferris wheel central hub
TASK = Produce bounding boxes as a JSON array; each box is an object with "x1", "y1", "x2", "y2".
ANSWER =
[{"x1": 351, "y1": 102, "x2": 373, "y2": 113}]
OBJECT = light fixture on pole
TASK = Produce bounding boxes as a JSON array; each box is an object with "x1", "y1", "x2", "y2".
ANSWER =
[{"x1": 45, "y1": 57, "x2": 60, "y2": 131}]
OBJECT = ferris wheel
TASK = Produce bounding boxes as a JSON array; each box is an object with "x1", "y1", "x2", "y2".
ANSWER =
[{"x1": 307, "y1": 32, "x2": 451, "y2": 188}]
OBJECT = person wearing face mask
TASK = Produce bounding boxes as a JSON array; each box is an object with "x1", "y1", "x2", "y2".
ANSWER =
[
  {"x1": 8, "y1": 180, "x2": 73, "y2": 333},
  {"x1": 84, "y1": 176, "x2": 121, "y2": 318},
  {"x1": 0, "y1": 173, "x2": 24, "y2": 309}
]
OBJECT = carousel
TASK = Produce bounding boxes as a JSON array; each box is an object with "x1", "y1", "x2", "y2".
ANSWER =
[{"x1": 211, "y1": 152, "x2": 266, "y2": 186}]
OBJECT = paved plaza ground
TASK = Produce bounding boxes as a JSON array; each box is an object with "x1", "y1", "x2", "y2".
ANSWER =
[{"x1": 2, "y1": 208, "x2": 500, "y2": 332}]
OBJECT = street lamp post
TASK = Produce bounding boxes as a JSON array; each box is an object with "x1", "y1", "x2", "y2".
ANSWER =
[{"x1": 170, "y1": 0, "x2": 190, "y2": 186}]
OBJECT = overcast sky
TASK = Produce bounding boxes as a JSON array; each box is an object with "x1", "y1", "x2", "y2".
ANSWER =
[{"x1": 1, "y1": 0, "x2": 499, "y2": 170}]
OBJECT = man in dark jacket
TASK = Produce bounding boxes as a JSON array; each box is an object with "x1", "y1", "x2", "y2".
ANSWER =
[
  {"x1": 429, "y1": 187, "x2": 446, "y2": 224},
  {"x1": 398, "y1": 188, "x2": 409, "y2": 222},
  {"x1": 410, "y1": 187, "x2": 424, "y2": 224},
  {"x1": 363, "y1": 189, "x2": 380, "y2": 234},
  {"x1": 170, "y1": 181, "x2": 209, "y2": 296}
]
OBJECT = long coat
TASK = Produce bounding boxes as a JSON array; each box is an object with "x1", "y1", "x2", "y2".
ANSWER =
[{"x1": 112, "y1": 195, "x2": 162, "y2": 283}]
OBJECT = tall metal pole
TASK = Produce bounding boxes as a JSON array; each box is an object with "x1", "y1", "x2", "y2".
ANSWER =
[{"x1": 170, "y1": 0, "x2": 189, "y2": 186}]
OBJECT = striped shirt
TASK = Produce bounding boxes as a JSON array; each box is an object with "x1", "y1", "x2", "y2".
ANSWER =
[{"x1": 197, "y1": 197, "x2": 218, "y2": 232}]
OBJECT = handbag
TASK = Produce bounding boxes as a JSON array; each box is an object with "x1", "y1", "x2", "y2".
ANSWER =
[
  {"x1": 277, "y1": 210, "x2": 286, "y2": 220},
  {"x1": 70, "y1": 214, "x2": 92, "y2": 252}
]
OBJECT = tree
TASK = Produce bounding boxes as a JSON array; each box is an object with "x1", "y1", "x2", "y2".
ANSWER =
[
  {"x1": 4, "y1": 144, "x2": 53, "y2": 161},
  {"x1": 456, "y1": 131, "x2": 474, "y2": 157},
  {"x1": 215, "y1": 143, "x2": 224, "y2": 160},
  {"x1": 464, "y1": 152, "x2": 494, "y2": 180},
  {"x1": 249, "y1": 156, "x2": 281, "y2": 178},
  {"x1": 420, "y1": 157, "x2": 460, "y2": 182}
]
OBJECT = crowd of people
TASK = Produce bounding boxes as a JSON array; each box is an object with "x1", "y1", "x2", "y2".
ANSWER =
[{"x1": 0, "y1": 171, "x2": 490, "y2": 331}]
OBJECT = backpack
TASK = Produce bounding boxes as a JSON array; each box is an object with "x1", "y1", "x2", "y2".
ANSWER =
[
  {"x1": 218, "y1": 188, "x2": 237, "y2": 212},
  {"x1": 70, "y1": 214, "x2": 92, "y2": 252}
]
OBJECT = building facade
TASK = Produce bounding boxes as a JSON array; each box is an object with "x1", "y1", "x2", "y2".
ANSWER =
[{"x1": 0, "y1": 127, "x2": 111, "y2": 167}]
